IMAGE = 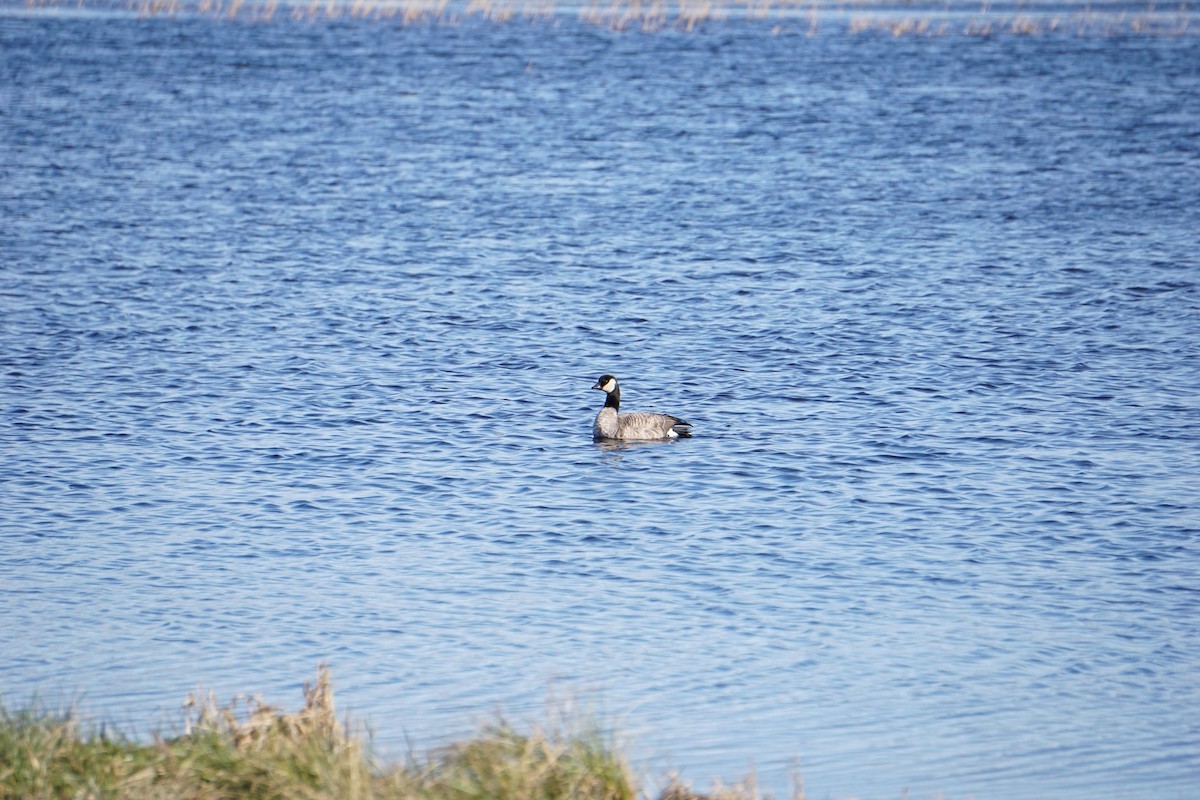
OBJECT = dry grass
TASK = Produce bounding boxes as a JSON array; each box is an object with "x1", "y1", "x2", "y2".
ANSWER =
[
  {"x1": 0, "y1": 666, "x2": 785, "y2": 800},
  {"x1": 0, "y1": 668, "x2": 371, "y2": 800}
]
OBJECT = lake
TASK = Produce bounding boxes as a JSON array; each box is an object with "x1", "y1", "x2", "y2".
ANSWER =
[{"x1": 1, "y1": 4, "x2": 1198, "y2": 798}]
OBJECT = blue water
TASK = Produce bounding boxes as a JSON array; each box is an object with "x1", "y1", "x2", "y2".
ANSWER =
[{"x1": 2, "y1": 8, "x2": 1199, "y2": 799}]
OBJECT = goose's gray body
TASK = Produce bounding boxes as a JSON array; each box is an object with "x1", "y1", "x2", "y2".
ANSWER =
[{"x1": 591, "y1": 375, "x2": 692, "y2": 441}]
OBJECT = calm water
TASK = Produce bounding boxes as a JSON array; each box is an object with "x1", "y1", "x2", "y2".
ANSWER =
[{"x1": 2, "y1": 8, "x2": 1199, "y2": 799}]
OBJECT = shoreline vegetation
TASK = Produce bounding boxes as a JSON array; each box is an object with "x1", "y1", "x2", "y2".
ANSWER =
[
  {"x1": 0, "y1": 666, "x2": 789, "y2": 800},
  {"x1": 7, "y1": 0, "x2": 1198, "y2": 34}
]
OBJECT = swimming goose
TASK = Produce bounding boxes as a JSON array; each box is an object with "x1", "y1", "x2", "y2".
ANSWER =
[{"x1": 591, "y1": 375, "x2": 692, "y2": 441}]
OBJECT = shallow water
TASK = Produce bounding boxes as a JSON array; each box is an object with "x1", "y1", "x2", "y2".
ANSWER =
[{"x1": 2, "y1": 9, "x2": 1199, "y2": 799}]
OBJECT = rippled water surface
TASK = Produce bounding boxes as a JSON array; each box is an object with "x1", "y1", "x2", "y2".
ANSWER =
[{"x1": 3, "y1": 10, "x2": 1199, "y2": 799}]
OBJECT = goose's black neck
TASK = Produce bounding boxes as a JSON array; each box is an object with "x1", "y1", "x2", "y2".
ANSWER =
[{"x1": 604, "y1": 385, "x2": 621, "y2": 411}]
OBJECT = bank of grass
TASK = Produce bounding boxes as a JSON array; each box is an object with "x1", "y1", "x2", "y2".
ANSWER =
[{"x1": 0, "y1": 667, "x2": 777, "y2": 800}]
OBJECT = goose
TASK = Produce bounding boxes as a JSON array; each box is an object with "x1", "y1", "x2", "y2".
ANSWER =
[{"x1": 591, "y1": 375, "x2": 692, "y2": 441}]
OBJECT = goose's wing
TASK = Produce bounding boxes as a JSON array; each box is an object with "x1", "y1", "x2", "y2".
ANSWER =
[{"x1": 617, "y1": 411, "x2": 692, "y2": 440}]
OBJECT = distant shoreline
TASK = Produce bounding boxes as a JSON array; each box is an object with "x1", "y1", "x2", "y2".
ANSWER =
[{"x1": 5, "y1": 0, "x2": 1196, "y2": 35}]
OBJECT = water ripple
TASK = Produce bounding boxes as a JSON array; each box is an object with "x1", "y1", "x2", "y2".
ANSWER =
[{"x1": 3, "y1": 14, "x2": 1199, "y2": 800}]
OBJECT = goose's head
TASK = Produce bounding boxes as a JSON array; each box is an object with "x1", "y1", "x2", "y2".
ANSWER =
[{"x1": 591, "y1": 375, "x2": 618, "y2": 393}]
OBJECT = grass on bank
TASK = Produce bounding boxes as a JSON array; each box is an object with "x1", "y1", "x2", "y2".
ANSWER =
[{"x1": 0, "y1": 666, "x2": 779, "y2": 800}]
